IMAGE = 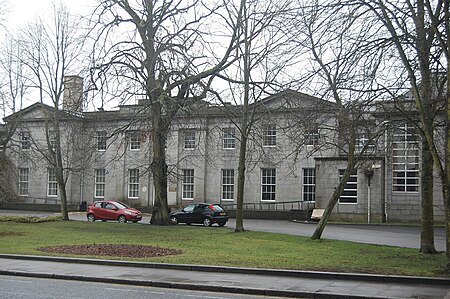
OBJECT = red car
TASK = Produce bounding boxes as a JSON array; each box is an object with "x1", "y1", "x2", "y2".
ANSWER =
[{"x1": 86, "y1": 200, "x2": 142, "y2": 223}]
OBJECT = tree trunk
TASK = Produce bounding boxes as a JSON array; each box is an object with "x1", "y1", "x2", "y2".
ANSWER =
[
  {"x1": 149, "y1": 103, "x2": 170, "y2": 225},
  {"x1": 235, "y1": 133, "x2": 248, "y2": 232},
  {"x1": 420, "y1": 137, "x2": 437, "y2": 253},
  {"x1": 55, "y1": 166, "x2": 69, "y2": 221},
  {"x1": 311, "y1": 164, "x2": 354, "y2": 240},
  {"x1": 444, "y1": 0, "x2": 450, "y2": 273},
  {"x1": 58, "y1": 177, "x2": 69, "y2": 221},
  {"x1": 235, "y1": 2, "x2": 250, "y2": 233}
]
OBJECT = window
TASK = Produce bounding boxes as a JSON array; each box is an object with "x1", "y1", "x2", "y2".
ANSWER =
[
  {"x1": 128, "y1": 169, "x2": 139, "y2": 198},
  {"x1": 182, "y1": 169, "x2": 194, "y2": 199},
  {"x1": 95, "y1": 169, "x2": 106, "y2": 198},
  {"x1": 392, "y1": 123, "x2": 419, "y2": 192},
  {"x1": 18, "y1": 168, "x2": 29, "y2": 196},
  {"x1": 261, "y1": 168, "x2": 276, "y2": 201},
  {"x1": 303, "y1": 168, "x2": 315, "y2": 201},
  {"x1": 263, "y1": 125, "x2": 277, "y2": 146},
  {"x1": 47, "y1": 168, "x2": 58, "y2": 197},
  {"x1": 48, "y1": 131, "x2": 56, "y2": 150},
  {"x1": 356, "y1": 133, "x2": 375, "y2": 154},
  {"x1": 20, "y1": 132, "x2": 31, "y2": 150},
  {"x1": 223, "y1": 128, "x2": 236, "y2": 149},
  {"x1": 339, "y1": 169, "x2": 357, "y2": 203},
  {"x1": 184, "y1": 130, "x2": 196, "y2": 149},
  {"x1": 96, "y1": 131, "x2": 107, "y2": 151},
  {"x1": 128, "y1": 168, "x2": 139, "y2": 198},
  {"x1": 129, "y1": 131, "x2": 141, "y2": 150},
  {"x1": 306, "y1": 128, "x2": 319, "y2": 146},
  {"x1": 183, "y1": 204, "x2": 195, "y2": 213},
  {"x1": 221, "y1": 169, "x2": 235, "y2": 201}
]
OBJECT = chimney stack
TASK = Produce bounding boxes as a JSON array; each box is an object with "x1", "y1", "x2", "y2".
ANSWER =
[{"x1": 63, "y1": 75, "x2": 84, "y2": 112}]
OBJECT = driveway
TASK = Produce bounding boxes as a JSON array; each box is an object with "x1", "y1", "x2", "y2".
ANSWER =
[
  {"x1": 226, "y1": 219, "x2": 446, "y2": 251},
  {"x1": 0, "y1": 209, "x2": 446, "y2": 251}
]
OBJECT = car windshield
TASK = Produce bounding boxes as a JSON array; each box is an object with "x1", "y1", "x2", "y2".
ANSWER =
[
  {"x1": 209, "y1": 204, "x2": 224, "y2": 212},
  {"x1": 114, "y1": 202, "x2": 130, "y2": 209}
]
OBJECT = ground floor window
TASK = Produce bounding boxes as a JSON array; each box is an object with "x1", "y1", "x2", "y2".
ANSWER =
[
  {"x1": 47, "y1": 168, "x2": 58, "y2": 197},
  {"x1": 95, "y1": 169, "x2": 106, "y2": 198},
  {"x1": 261, "y1": 168, "x2": 276, "y2": 201},
  {"x1": 182, "y1": 169, "x2": 194, "y2": 199},
  {"x1": 18, "y1": 167, "x2": 29, "y2": 196},
  {"x1": 221, "y1": 169, "x2": 235, "y2": 201},
  {"x1": 339, "y1": 169, "x2": 357, "y2": 203},
  {"x1": 303, "y1": 168, "x2": 315, "y2": 201},
  {"x1": 128, "y1": 169, "x2": 139, "y2": 198}
]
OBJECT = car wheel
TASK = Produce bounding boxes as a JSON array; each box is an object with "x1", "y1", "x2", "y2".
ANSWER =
[
  {"x1": 87, "y1": 214, "x2": 95, "y2": 222},
  {"x1": 118, "y1": 215, "x2": 127, "y2": 223},
  {"x1": 169, "y1": 216, "x2": 178, "y2": 225},
  {"x1": 203, "y1": 218, "x2": 212, "y2": 227},
  {"x1": 132, "y1": 221, "x2": 138, "y2": 223},
  {"x1": 218, "y1": 222, "x2": 226, "y2": 227}
]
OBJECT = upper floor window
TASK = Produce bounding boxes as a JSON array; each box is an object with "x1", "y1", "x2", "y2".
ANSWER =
[
  {"x1": 339, "y1": 169, "x2": 357, "y2": 203},
  {"x1": 263, "y1": 125, "x2": 276, "y2": 147},
  {"x1": 306, "y1": 128, "x2": 319, "y2": 146},
  {"x1": 18, "y1": 167, "x2": 29, "y2": 196},
  {"x1": 129, "y1": 131, "x2": 141, "y2": 151},
  {"x1": 182, "y1": 169, "x2": 194, "y2": 199},
  {"x1": 356, "y1": 133, "x2": 375, "y2": 154},
  {"x1": 20, "y1": 132, "x2": 31, "y2": 150},
  {"x1": 96, "y1": 131, "x2": 107, "y2": 151},
  {"x1": 128, "y1": 169, "x2": 139, "y2": 198},
  {"x1": 392, "y1": 123, "x2": 419, "y2": 192},
  {"x1": 47, "y1": 168, "x2": 58, "y2": 197},
  {"x1": 303, "y1": 168, "x2": 315, "y2": 201},
  {"x1": 261, "y1": 168, "x2": 276, "y2": 201},
  {"x1": 223, "y1": 127, "x2": 236, "y2": 149},
  {"x1": 48, "y1": 131, "x2": 56, "y2": 150},
  {"x1": 184, "y1": 130, "x2": 196, "y2": 149}
]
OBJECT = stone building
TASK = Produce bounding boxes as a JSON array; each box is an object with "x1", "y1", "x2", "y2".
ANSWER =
[{"x1": 1, "y1": 78, "x2": 445, "y2": 223}]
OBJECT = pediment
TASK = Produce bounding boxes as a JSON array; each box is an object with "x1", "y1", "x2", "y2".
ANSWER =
[{"x1": 258, "y1": 90, "x2": 334, "y2": 110}]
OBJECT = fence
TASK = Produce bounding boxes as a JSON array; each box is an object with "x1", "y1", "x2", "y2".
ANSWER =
[{"x1": 221, "y1": 200, "x2": 315, "y2": 212}]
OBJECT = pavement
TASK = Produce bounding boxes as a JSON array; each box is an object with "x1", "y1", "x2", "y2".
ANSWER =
[
  {"x1": 1, "y1": 210, "x2": 450, "y2": 298},
  {"x1": 0, "y1": 254, "x2": 449, "y2": 298}
]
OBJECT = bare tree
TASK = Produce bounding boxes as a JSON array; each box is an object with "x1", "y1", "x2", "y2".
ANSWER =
[
  {"x1": 15, "y1": 4, "x2": 87, "y2": 220},
  {"x1": 0, "y1": 34, "x2": 29, "y2": 202},
  {"x1": 90, "y1": 0, "x2": 245, "y2": 225},
  {"x1": 285, "y1": 1, "x2": 387, "y2": 240},
  {"x1": 352, "y1": 0, "x2": 447, "y2": 258},
  {"x1": 210, "y1": 0, "x2": 293, "y2": 232}
]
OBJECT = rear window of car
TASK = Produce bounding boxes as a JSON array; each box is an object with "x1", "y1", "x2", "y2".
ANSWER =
[{"x1": 209, "y1": 205, "x2": 224, "y2": 212}]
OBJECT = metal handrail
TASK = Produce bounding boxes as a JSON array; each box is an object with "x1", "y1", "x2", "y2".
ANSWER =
[{"x1": 221, "y1": 200, "x2": 315, "y2": 211}]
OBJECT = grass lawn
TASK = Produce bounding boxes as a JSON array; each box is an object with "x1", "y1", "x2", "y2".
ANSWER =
[{"x1": 0, "y1": 219, "x2": 447, "y2": 277}]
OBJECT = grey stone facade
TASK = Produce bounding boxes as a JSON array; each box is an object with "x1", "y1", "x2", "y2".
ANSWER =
[{"x1": 2, "y1": 87, "x2": 446, "y2": 223}]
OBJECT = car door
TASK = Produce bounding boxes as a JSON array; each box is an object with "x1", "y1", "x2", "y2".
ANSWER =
[
  {"x1": 192, "y1": 204, "x2": 205, "y2": 223},
  {"x1": 104, "y1": 202, "x2": 118, "y2": 220},
  {"x1": 179, "y1": 204, "x2": 195, "y2": 223},
  {"x1": 94, "y1": 202, "x2": 108, "y2": 219}
]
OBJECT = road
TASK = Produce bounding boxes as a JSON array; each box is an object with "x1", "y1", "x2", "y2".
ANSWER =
[
  {"x1": 0, "y1": 275, "x2": 283, "y2": 299},
  {"x1": 0, "y1": 209, "x2": 446, "y2": 251}
]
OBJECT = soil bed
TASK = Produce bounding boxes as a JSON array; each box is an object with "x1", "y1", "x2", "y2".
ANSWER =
[{"x1": 38, "y1": 244, "x2": 182, "y2": 258}]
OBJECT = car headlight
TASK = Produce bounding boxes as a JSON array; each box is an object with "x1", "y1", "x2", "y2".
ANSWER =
[{"x1": 124, "y1": 211, "x2": 133, "y2": 215}]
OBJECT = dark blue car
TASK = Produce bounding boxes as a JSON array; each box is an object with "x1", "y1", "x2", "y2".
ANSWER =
[{"x1": 169, "y1": 203, "x2": 228, "y2": 227}]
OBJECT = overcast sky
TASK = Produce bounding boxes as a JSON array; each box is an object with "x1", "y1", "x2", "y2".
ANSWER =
[{"x1": 3, "y1": 0, "x2": 95, "y2": 34}]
